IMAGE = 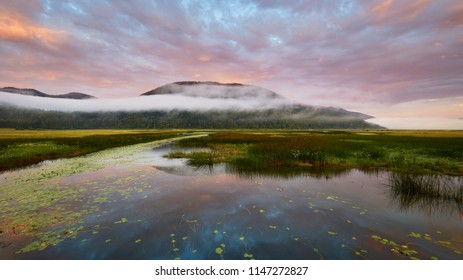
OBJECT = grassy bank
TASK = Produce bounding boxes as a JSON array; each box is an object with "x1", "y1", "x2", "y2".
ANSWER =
[
  {"x1": 169, "y1": 130, "x2": 463, "y2": 176},
  {"x1": 0, "y1": 129, "x2": 187, "y2": 172}
]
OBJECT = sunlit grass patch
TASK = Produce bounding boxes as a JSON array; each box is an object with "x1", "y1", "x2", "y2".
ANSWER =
[
  {"x1": 0, "y1": 130, "x2": 186, "y2": 171},
  {"x1": 170, "y1": 130, "x2": 463, "y2": 176}
]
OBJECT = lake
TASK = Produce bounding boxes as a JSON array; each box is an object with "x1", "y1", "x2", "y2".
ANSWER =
[{"x1": 1, "y1": 140, "x2": 462, "y2": 259}]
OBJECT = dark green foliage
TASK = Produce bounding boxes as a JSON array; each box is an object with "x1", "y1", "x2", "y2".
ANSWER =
[{"x1": 0, "y1": 105, "x2": 383, "y2": 129}]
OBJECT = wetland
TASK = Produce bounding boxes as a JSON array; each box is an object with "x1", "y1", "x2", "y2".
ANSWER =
[{"x1": 0, "y1": 130, "x2": 462, "y2": 259}]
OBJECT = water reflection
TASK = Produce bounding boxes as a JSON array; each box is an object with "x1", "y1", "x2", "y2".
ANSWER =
[
  {"x1": 3, "y1": 143, "x2": 463, "y2": 260},
  {"x1": 157, "y1": 144, "x2": 463, "y2": 217},
  {"x1": 225, "y1": 165, "x2": 351, "y2": 180}
]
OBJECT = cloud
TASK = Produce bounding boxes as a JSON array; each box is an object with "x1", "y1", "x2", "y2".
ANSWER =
[
  {"x1": 0, "y1": 86, "x2": 292, "y2": 112},
  {"x1": 0, "y1": 0, "x2": 461, "y2": 117}
]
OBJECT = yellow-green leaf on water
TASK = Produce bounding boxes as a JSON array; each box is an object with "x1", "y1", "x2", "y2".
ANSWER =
[
  {"x1": 182, "y1": 236, "x2": 188, "y2": 241},
  {"x1": 259, "y1": 209, "x2": 265, "y2": 213},
  {"x1": 431, "y1": 256, "x2": 438, "y2": 260},
  {"x1": 105, "y1": 239, "x2": 111, "y2": 243},
  {"x1": 220, "y1": 243, "x2": 226, "y2": 248},
  {"x1": 135, "y1": 239, "x2": 142, "y2": 243},
  {"x1": 213, "y1": 230, "x2": 219, "y2": 234},
  {"x1": 239, "y1": 236, "x2": 245, "y2": 241},
  {"x1": 244, "y1": 253, "x2": 253, "y2": 258},
  {"x1": 215, "y1": 247, "x2": 223, "y2": 255},
  {"x1": 409, "y1": 232, "x2": 422, "y2": 238},
  {"x1": 371, "y1": 235, "x2": 382, "y2": 241},
  {"x1": 328, "y1": 231, "x2": 337, "y2": 235}
]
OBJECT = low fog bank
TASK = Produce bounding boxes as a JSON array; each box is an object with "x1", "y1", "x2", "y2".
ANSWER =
[
  {"x1": 0, "y1": 92, "x2": 293, "y2": 112},
  {"x1": 368, "y1": 118, "x2": 463, "y2": 130}
]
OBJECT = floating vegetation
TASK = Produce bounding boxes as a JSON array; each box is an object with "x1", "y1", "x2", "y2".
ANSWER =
[
  {"x1": 114, "y1": 218, "x2": 128, "y2": 224},
  {"x1": 0, "y1": 130, "x2": 185, "y2": 172},
  {"x1": 371, "y1": 235, "x2": 419, "y2": 259},
  {"x1": 2, "y1": 130, "x2": 463, "y2": 260},
  {"x1": 1, "y1": 134, "x2": 205, "y2": 255}
]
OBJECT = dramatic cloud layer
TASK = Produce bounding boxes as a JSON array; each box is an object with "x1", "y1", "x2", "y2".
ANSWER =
[{"x1": 0, "y1": 0, "x2": 462, "y2": 128}]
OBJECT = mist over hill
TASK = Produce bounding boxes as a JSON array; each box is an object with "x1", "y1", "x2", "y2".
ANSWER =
[
  {"x1": 0, "y1": 81, "x2": 383, "y2": 129},
  {"x1": 141, "y1": 81, "x2": 284, "y2": 100},
  {"x1": 0, "y1": 87, "x2": 96, "y2": 100}
]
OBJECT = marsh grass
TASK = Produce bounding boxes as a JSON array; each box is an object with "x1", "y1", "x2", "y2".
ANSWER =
[
  {"x1": 389, "y1": 172, "x2": 463, "y2": 214},
  {"x1": 0, "y1": 130, "x2": 185, "y2": 171},
  {"x1": 174, "y1": 131, "x2": 463, "y2": 176}
]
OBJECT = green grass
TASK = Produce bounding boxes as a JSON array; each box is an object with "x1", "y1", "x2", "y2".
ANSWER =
[
  {"x1": 174, "y1": 130, "x2": 463, "y2": 176},
  {"x1": 0, "y1": 129, "x2": 188, "y2": 171}
]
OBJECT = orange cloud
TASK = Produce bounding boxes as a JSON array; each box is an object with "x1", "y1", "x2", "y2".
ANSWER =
[
  {"x1": 372, "y1": 0, "x2": 394, "y2": 20},
  {"x1": 442, "y1": 3, "x2": 463, "y2": 27},
  {"x1": 197, "y1": 56, "x2": 211, "y2": 62},
  {"x1": 0, "y1": 14, "x2": 60, "y2": 44},
  {"x1": 372, "y1": 0, "x2": 432, "y2": 25}
]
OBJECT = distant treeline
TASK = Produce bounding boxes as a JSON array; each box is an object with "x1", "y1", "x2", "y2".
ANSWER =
[{"x1": 0, "y1": 105, "x2": 383, "y2": 129}]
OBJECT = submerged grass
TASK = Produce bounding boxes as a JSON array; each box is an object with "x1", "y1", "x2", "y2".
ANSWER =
[
  {"x1": 174, "y1": 130, "x2": 463, "y2": 176},
  {"x1": 0, "y1": 129, "x2": 188, "y2": 171}
]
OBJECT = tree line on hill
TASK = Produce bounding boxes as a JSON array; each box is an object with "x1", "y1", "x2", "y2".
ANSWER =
[{"x1": 0, "y1": 105, "x2": 383, "y2": 129}]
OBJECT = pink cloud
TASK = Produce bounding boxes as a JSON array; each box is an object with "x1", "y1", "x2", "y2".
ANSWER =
[{"x1": 0, "y1": 0, "x2": 461, "y2": 112}]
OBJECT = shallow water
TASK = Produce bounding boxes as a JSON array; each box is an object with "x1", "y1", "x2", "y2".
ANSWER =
[{"x1": 1, "y1": 143, "x2": 462, "y2": 260}]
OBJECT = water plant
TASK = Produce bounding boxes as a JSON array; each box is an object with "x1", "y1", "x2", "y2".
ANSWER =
[
  {"x1": 172, "y1": 131, "x2": 463, "y2": 176},
  {"x1": 0, "y1": 130, "x2": 186, "y2": 171},
  {"x1": 389, "y1": 172, "x2": 463, "y2": 215}
]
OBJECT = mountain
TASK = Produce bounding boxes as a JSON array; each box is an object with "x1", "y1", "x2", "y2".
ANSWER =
[
  {"x1": 0, "y1": 82, "x2": 384, "y2": 129},
  {"x1": 0, "y1": 87, "x2": 97, "y2": 99},
  {"x1": 141, "y1": 81, "x2": 284, "y2": 100}
]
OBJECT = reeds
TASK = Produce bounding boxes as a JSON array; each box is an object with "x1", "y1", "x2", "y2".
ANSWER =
[
  {"x1": 389, "y1": 172, "x2": 463, "y2": 215},
  {"x1": 175, "y1": 131, "x2": 463, "y2": 175}
]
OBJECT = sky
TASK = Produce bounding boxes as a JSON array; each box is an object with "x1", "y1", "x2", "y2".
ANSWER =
[{"x1": 0, "y1": 0, "x2": 462, "y2": 128}]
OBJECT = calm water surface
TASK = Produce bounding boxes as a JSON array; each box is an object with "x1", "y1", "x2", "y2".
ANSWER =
[{"x1": 1, "y1": 144, "x2": 462, "y2": 259}]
